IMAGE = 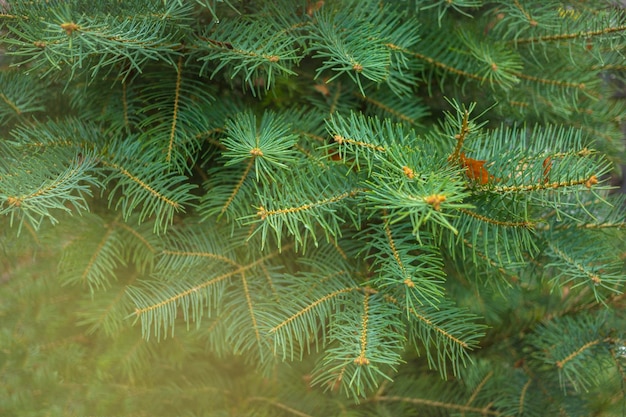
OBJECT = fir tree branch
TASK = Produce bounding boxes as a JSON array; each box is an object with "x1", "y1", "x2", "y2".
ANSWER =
[
  {"x1": 77, "y1": 276, "x2": 139, "y2": 337},
  {"x1": 410, "y1": 306, "x2": 469, "y2": 350},
  {"x1": 480, "y1": 175, "x2": 599, "y2": 193},
  {"x1": 269, "y1": 287, "x2": 359, "y2": 335},
  {"x1": 512, "y1": 0, "x2": 537, "y2": 26},
  {"x1": 556, "y1": 339, "x2": 602, "y2": 369},
  {"x1": 370, "y1": 395, "x2": 502, "y2": 416},
  {"x1": 0, "y1": 93, "x2": 20, "y2": 114},
  {"x1": 130, "y1": 243, "x2": 292, "y2": 340},
  {"x1": 458, "y1": 208, "x2": 534, "y2": 229},
  {"x1": 113, "y1": 220, "x2": 158, "y2": 255},
  {"x1": 102, "y1": 161, "x2": 181, "y2": 209},
  {"x1": 510, "y1": 71, "x2": 588, "y2": 91},
  {"x1": 220, "y1": 158, "x2": 255, "y2": 216},
  {"x1": 238, "y1": 269, "x2": 265, "y2": 357},
  {"x1": 460, "y1": 237, "x2": 521, "y2": 284},
  {"x1": 257, "y1": 189, "x2": 364, "y2": 220},
  {"x1": 465, "y1": 370, "x2": 494, "y2": 408},
  {"x1": 513, "y1": 23, "x2": 626, "y2": 44},
  {"x1": 2, "y1": 0, "x2": 625, "y2": 412},
  {"x1": 518, "y1": 377, "x2": 532, "y2": 415},
  {"x1": 392, "y1": 45, "x2": 488, "y2": 83},
  {"x1": 167, "y1": 55, "x2": 183, "y2": 164},
  {"x1": 354, "y1": 292, "x2": 371, "y2": 366},
  {"x1": 333, "y1": 134, "x2": 386, "y2": 153},
  {"x1": 122, "y1": 80, "x2": 129, "y2": 131},
  {"x1": 548, "y1": 243, "x2": 602, "y2": 287},
  {"x1": 58, "y1": 214, "x2": 128, "y2": 293},
  {"x1": 356, "y1": 93, "x2": 418, "y2": 126},
  {"x1": 449, "y1": 107, "x2": 471, "y2": 163},
  {"x1": 247, "y1": 397, "x2": 314, "y2": 417},
  {"x1": 160, "y1": 249, "x2": 239, "y2": 268},
  {"x1": 79, "y1": 225, "x2": 115, "y2": 286}
]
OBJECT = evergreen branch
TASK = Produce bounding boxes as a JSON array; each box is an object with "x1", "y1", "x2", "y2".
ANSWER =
[
  {"x1": 518, "y1": 377, "x2": 532, "y2": 415},
  {"x1": 160, "y1": 249, "x2": 239, "y2": 268},
  {"x1": 371, "y1": 395, "x2": 502, "y2": 416},
  {"x1": 257, "y1": 189, "x2": 364, "y2": 220},
  {"x1": 3, "y1": 2, "x2": 189, "y2": 79},
  {"x1": 134, "y1": 272, "x2": 223, "y2": 315},
  {"x1": 222, "y1": 110, "x2": 299, "y2": 180},
  {"x1": 2, "y1": 0, "x2": 625, "y2": 412},
  {"x1": 357, "y1": 93, "x2": 418, "y2": 126},
  {"x1": 577, "y1": 221, "x2": 626, "y2": 230},
  {"x1": 122, "y1": 80, "x2": 129, "y2": 131},
  {"x1": 199, "y1": 162, "x2": 258, "y2": 222},
  {"x1": 4, "y1": 163, "x2": 92, "y2": 207},
  {"x1": 113, "y1": 220, "x2": 157, "y2": 254},
  {"x1": 307, "y1": 4, "x2": 392, "y2": 94},
  {"x1": 538, "y1": 194, "x2": 626, "y2": 232},
  {"x1": 269, "y1": 287, "x2": 358, "y2": 335},
  {"x1": 312, "y1": 290, "x2": 404, "y2": 398},
  {"x1": 513, "y1": 23, "x2": 626, "y2": 44},
  {"x1": 100, "y1": 139, "x2": 199, "y2": 233},
  {"x1": 76, "y1": 278, "x2": 138, "y2": 337},
  {"x1": 447, "y1": 195, "x2": 539, "y2": 265},
  {"x1": 363, "y1": 220, "x2": 447, "y2": 312},
  {"x1": 404, "y1": 298, "x2": 486, "y2": 378},
  {"x1": 366, "y1": 163, "x2": 473, "y2": 237},
  {"x1": 357, "y1": 89, "x2": 430, "y2": 127},
  {"x1": 202, "y1": 36, "x2": 282, "y2": 62},
  {"x1": 103, "y1": 161, "x2": 181, "y2": 209},
  {"x1": 247, "y1": 397, "x2": 314, "y2": 417},
  {"x1": 543, "y1": 229, "x2": 624, "y2": 300},
  {"x1": 195, "y1": 13, "x2": 301, "y2": 93},
  {"x1": 58, "y1": 214, "x2": 127, "y2": 293},
  {"x1": 481, "y1": 175, "x2": 599, "y2": 193},
  {"x1": 134, "y1": 245, "x2": 288, "y2": 317},
  {"x1": 80, "y1": 225, "x2": 115, "y2": 285},
  {"x1": 410, "y1": 306, "x2": 469, "y2": 350},
  {"x1": 250, "y1": 163, "x2": 364, "y2": 249},
  {"x1": 325, "y1": 112, "x2": 421, "y2": 174},
  {"x1": 555, "y1": 339, "x2": 601, "y2": 369},
  {"x1": 0, "y1": 70, "x2": 47, "y2": 123},
  {"x1": 241, "y1": 271, "x2": 263, "y2": 352},
  {"x1": 0, "y1": 152, "x2": 99, "y2": 231},
  {"x1": 548, "y1": 243, "x2": 602, "y2": 287},
  {"x1": 167, "y1": 56, "x2": 183, "y2": 164},
  {"x1": 333, "y1": 134, "x2": 386, "y2": 153},
  {"x1": 510, "y1": 71, "x2": 587, "y2": 91},
  {"x1": 527, "y1": 314, "x2": 610, "y2": 392},
  {"x1": 354, "y1": 292, "x2": 371, "y2": 366},
  {"x1": 401, "y1": 48, "x2": 487, "y2": 83},
  {"x1": 449, "y1": 107, "x2": 471, "y2": 163},
  {"x1": 458, "y1": 208, "x2": 534, "y2": 229},
  {"x1": 512, "y1": 0, "x2": 537, "y2": 26},
  {"x1": 0, "y1": 93, "x2": 20, "y2": 114},
  {"x1": 7, "y1": 118, "x2": 104, "y2": 154},
  {"x1": 220, "y1": 158, "x2": 254, "y2": 216},
  {"x1": 465, "y1": 370, "x2": 494, "y2": 408},
  {"x1": 457, "y1": 30, "x2": 523, "y2": 89},
  {"x1": 460, "y1": 237, "x2": 521, "y2": 284},
  {"x1": 383, "y1": 219, "x2": 405, "y2": 276},
  {"x1": 135, "y1": 61, "x2": 213, "y2": 172}
]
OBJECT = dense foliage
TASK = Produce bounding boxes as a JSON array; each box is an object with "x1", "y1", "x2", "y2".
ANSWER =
[{"x1": 1, "y1": 1, "x2": 625, "y2": 416}]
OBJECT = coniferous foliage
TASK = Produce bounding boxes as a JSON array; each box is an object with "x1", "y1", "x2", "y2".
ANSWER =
[{"x1": 1, "y1": 1, "x2": 626, "y2": 415}]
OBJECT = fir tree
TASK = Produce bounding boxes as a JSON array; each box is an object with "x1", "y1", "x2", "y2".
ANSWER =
[{"x1": 1, "y1": 1, "x2": 626, "y2": 416}]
